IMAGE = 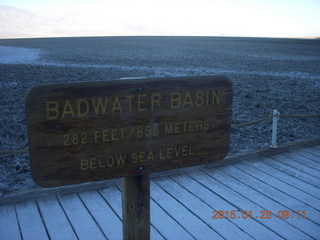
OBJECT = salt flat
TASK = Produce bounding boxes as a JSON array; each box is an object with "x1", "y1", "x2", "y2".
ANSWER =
[
  {"x1": 0, "y1": 46, "x2": 41, "y2": 64},
  {"x1": 0, "y1": 36, "x2": 319, "y2": 194}
]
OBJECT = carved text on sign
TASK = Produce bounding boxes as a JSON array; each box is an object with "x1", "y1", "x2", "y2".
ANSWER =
[
  {"x1": 45, "y1": 90, "x2": 221, "y2": 119},
  {"x1": 25, "y1": 76, "x2": 232, "y2": 187}
]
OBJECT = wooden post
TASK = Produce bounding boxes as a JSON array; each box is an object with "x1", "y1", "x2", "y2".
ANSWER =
[{"x1": 121, "y1": 174, "x2": 150, "y2": 240}]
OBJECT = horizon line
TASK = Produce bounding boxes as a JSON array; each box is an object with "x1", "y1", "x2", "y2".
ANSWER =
[{"x1": 1, "y1": 35, "x2": 320, "y2": 40}]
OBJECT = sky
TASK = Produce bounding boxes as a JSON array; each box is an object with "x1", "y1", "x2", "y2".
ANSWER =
[{"x1": 1, "y1": 0, "x2": 320, "y2": 38}]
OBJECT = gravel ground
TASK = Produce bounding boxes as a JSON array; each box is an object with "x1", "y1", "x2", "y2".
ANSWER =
[{"x1": 0, "y1": 36, "x2": 319, "y2": 194}]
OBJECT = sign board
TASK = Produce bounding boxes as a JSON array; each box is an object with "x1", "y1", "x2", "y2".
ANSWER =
[{"x1": 25, "y1": 76, "x2": 232, "y2": 187}]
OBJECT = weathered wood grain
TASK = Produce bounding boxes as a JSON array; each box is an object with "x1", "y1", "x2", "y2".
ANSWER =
[
  {"x1": 171, "y1": 172, "x2": 280, "y2": 239},
  {"x1": 78, "y1": 190, "x2": 122, "y2": 240},
  {"x1": 154, "y1": 175, "x2": 253, "y2": 240},
  {"x1": 2, "y1": 144, "x2": 320, "y2": 240},
  {"x1": 0, "y1": 204, "x2": 21, "y2": 240},
  {"x1": 57, "y1": 193, "x2": 106, "y2": 240},
  {"x1": 37, "y1": 196, "x2": 77, "y2": 240},
  {"x1": 98, "y1": 184, "x2": 164, "y2": 239},
  {"x1": 243, "y1": 158, "x2": 320, "y2": 198},
  {"x1": 200, "y1": 168, "x2": 312, "y2": 239},
  {"x1": 15, "y1": 200, "x2": 49, "y2": 240},
  {"x1": 25, "y1": 76, "x2": 232, "y2": 187},
  {"x1": 121, "y1": 175, "x2": 150, "y2": 240},
  {"x1": 235, "y1": 161, "x2": 320, "y2": 210}
]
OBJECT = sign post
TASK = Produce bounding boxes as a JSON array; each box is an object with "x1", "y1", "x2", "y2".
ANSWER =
[
  {"x1": 25, "y1": 75, "x2": 232, "y2": 239},
  {"x1": 122, "y1": 175, "x2": 150, "y2": 240}
]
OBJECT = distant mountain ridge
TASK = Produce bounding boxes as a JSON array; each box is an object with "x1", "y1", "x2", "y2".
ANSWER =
[
  {"x1": 1, "y1": 5, "x2": 319, "y2": 39},
  {"x1": 0, "y1": 5, "x2": 58, "y2": 38},
  {"x1": 0, "y1": 5, "x2": 171, "y2": 38},
  {"x1": 0, "y1": 5, "x2": 126, "y2": 38}
]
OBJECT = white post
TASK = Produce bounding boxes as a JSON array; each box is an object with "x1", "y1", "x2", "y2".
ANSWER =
[{"x1": 271, "y1": 109, "x2": 280, "y2": 148}]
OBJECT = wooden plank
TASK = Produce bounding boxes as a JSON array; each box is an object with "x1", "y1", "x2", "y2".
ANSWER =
[
  {"x1": 0, "y1": 178, "x2": 118, "y2": 205},
  {"x1": 265, "y1": 157, "x2": 320, "y2": 187},
  {"x1": 150, "y1": 180, "x2": 223, "y2": 239},
  {"x1": 305, "y1": 146, "x2": 320, "y2": 155},
  {"x1": 98, "y1": 185, "x2": 124, "y2": 218},
  {"x1": 312, "y1": 145, "x2": 320, "y2": 151},
  {"x1": 25, "y1": 76, "x2": 232, "y2": 187},
  {"x1": 121, "y1": 175, "x2": 150, "y2": 240},
  {"x1": 271, "y1": 154, "x2": 320, "y2": 178},
  {"x1": 15, "y1": 200, "x2": 49, "y2": 240},
  {"x1": 214, "y1": 166, "x2": 320, "y2": 238},
  {"x1": 295, "y1": 149, "x2": 320, "y2": 163},
  {"x1": 156, "y1": 174, "x2": 260, "y2": 239},
  {"x1": 186, "y1": 138, "x2": 320, "y2": 175},
  {"x1": 237, "y1": 161, "x2": 320, "y2": 210},
  {"x1": 243, "y1": 158, "x2": 320, "y2": 199},
  {"x1": 187, "y1": 169, "x2": 311, "y2": 239},
  {"x1": 219, "y1": 164, "x2": 320, "y2": 226},
  {"x1": 2, "y1": 141, "x2": 319, "y2": 206},
  {"x1": 148, "y1": 197, "x2": 193, "y2": 240},
  {"x1": 155, "y1": 176, "x2": 256, "y2": 240},
  {"x1": 0, "y1": 204, "x2": 21, "y2": 240},
  {"x1": 99, "y1": 184, "x2": 165, "y2": 240},
  {"x1": 78, "y1": 190, "x2": 122, "y2": 240},
  {"x1": 58, "y1": 193, "x2": 106, "y2": 240},
  {"x1": 172, "y1": 172, "x2": 284, "y2": 239},
  {"x1": 37, "y1": 196, "x2": 77, "y2": 240},
  {"x1": 283, "y1": 152, "x2": 320, "y2": 171}
]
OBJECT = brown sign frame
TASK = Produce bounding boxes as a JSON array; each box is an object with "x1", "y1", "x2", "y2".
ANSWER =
[{"x1": 25, "y1": 76, "x2": 232, "y2": 187}]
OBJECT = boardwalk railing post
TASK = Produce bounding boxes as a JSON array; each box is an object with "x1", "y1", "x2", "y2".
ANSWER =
[
  {"x1": 121, "y1": 174, "x2": 150, "y2": 240},
  {"x1": 271, "y1": 109, "x2": 280, "y2": 148}
]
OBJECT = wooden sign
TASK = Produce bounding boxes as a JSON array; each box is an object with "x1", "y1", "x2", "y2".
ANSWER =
[{"x1": 25, "y1": 76, "x2": 232, "y2": 187}]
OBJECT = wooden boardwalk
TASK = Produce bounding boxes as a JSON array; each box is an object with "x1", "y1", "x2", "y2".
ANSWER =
[{"x1": 1, "y1": 143, "x2": 320, "y2": 240}]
